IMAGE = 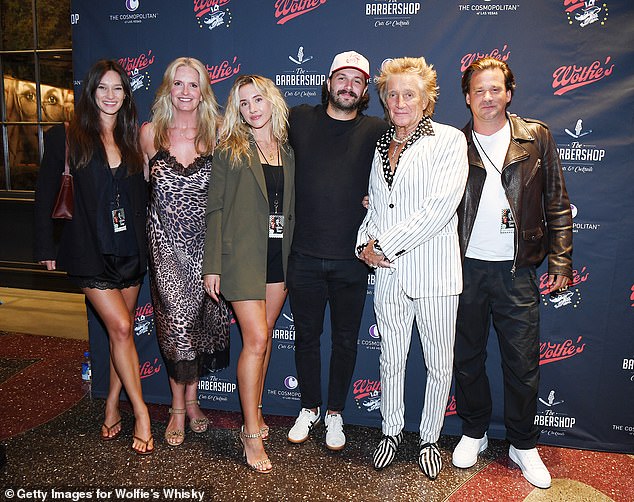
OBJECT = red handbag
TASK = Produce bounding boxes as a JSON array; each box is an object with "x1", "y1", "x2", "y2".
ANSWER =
[{"x1": 51, "y1": 124, "x2": 74, "y2": 220}]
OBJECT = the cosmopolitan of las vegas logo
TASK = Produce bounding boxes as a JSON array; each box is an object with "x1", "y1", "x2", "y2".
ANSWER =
[
  {"x1": 365, "y1": 1, "x2": 422, "y2": 28},
  {"x1": 557, "y1": 119, "x2": 605, "y2": 175},
  {"x1": 276, "y1": 46, "x2": 326, "y2": 100},
  {"x1": 109, "y1": 0, "x2": 158, "y2": 24},
  {"x1": 193, "y1": 0, "x2": 233, "y2": 31},
  {"x1": 266, "y1": 376, "x2": 301, "y2": 401},
  {"x1": 118, "y1": 50, "x2": 155, "y2": 92},
  {"x1": 458, "y1": 0, "x2": 520, "y2": 16},
  {"x1": 274, "y1": 0, "x2": 328, "y2": 25},
  {"x1": 569, "y1": 204, "x2": 601, "y2": 235},
  {"x1": 359, "y1": 324, "x2": 381, "y2": 351}
]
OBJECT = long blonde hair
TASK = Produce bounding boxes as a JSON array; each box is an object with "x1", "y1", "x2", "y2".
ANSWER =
[
  {"x1": 218, "y1": 75, "x2": 289, "y2": 166},
  {"x1": 150, "y1": 57, "x2": 220, "y2": 156}
]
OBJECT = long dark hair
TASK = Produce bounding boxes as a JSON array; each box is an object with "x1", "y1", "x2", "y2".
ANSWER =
[{"x1": 68, "y1": 59, "x2": 143, "y2": 174}]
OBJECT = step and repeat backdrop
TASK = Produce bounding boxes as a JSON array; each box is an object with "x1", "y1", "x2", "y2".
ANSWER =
[{"x1": 73, "y1": 1, "x2": 634, "y2": 453}]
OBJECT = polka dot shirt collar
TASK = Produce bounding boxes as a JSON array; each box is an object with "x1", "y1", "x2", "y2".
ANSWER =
[{"x1": 377, "y1": 116, "x2": 435, "y2": 189}]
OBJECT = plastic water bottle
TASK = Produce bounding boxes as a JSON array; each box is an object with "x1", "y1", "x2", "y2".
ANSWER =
[{"x1": 81, "y1": 351, "x2": 92, "y2": 383}]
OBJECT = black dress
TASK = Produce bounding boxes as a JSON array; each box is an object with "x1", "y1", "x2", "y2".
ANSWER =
[{"x1": 263, "y1": 162, "x2": 284, "y2": 284}]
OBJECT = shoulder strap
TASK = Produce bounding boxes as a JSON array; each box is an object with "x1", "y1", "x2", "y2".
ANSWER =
[{"x1": 63, "y1": 122, "x2": 70, "y2": 175}]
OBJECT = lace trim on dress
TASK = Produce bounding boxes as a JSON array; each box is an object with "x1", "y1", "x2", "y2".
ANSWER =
[{"x1": 149, "y1": 150, "x2": 212, "y2": 177}]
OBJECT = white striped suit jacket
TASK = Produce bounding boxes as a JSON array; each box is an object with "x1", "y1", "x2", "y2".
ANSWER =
[{"x1": 356, "y1": 121, "x2": 469, "y2": 298}]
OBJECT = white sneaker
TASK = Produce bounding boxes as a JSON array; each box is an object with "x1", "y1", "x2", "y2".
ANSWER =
[
  {"x1": 324, "y1": 413, "x2": 345, "y2": 451},
  {"x1": 288, "y1": 407, "x2": 320, "y2": 443},
  {"x1": 509, "y1": 445, "x2": 552, "y2": 489},
  {"x1": 452, "y1": 433, "x2": 488, "y2": 468}
]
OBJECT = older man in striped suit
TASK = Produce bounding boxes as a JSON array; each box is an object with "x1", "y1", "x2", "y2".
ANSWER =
[{"x1": 356, "y1": 57, "x2": 468, "y2": 479}]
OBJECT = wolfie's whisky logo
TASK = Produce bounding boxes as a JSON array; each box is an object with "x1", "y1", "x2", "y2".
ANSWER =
[{"x1": 275, "y1": 0, "x2": 327, "y2": 25}]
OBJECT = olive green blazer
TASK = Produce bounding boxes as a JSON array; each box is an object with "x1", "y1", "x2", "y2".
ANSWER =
[{"x1": 203, "y1": 141, "x2": 295, "y2": 301}]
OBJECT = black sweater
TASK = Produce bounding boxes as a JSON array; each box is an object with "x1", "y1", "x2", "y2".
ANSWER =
[{"x1": 289, "y1": 105, "x2": 388, "y2": 259}]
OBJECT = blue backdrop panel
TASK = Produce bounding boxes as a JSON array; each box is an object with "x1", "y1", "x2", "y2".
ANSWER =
[{"x1": 74, "y1": 0, "x2": 634, "y2": 453}]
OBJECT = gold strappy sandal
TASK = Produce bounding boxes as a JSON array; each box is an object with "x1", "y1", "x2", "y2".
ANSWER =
[
  {"x1": 186, "y1": 399, "x2": 209, "y2": 433},
  {"x1": 239, "y1": 426, "x2": 272, "y2": 474},
  {"x1": 258, "y1": 404, "x2": 270, "y2": 440},
  {"x1": 165, "y1": 408, "x2": 185, "y2": 446}
]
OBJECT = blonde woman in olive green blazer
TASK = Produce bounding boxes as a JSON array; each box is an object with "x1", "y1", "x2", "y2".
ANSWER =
[
  {"x1": 203, "y1": 75, "x2": 294, "y2": 474},
  {"x1": 202, "y1": 142, "x2": 294, "y2": 300}
]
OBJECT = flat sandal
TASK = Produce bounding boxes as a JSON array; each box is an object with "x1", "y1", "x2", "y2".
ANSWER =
[{"x1": 101, "y1": 418, "x2": 122, "y2": 441}]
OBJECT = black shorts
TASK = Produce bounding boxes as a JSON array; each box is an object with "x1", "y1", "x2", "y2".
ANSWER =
[{"x1": 69, "y1": 254, "x2": 145, "y2": 290}]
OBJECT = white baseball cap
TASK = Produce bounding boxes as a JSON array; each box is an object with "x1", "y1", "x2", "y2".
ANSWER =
[{"x1": 328, "y1": 51, "x2": 370, "y2": 79}]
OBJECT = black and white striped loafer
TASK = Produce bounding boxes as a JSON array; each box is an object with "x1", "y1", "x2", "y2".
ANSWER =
[
  {"x1": 418, "y1": 441, "x2": 442, "y2": 480},
  {"x1": 372, "y1": 431, "x2": 403, "y2": 470}
]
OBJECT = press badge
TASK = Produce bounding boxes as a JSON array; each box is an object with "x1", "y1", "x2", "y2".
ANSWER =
[
  {"x1": 500, "y1": 208, "x2": 515, "y2": 233},
  {"x1": 269, "y1": 214, "x2": 284, "y2": 238},
  {"x1": 112, "y1": 207, "x2": 127, "y2": 233}
]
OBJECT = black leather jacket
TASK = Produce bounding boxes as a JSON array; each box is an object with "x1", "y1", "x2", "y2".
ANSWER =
[{"x1": 457, "y1": 114, "x2": 573, "y2": 278}]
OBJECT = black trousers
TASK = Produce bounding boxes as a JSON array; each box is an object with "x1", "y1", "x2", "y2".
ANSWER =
[
  {"x1": 286, "y1": 252, "x2": 369, "y2": 412},
  {"x1": 454, "y1": 258, "x2": 541, "y2": 449}
]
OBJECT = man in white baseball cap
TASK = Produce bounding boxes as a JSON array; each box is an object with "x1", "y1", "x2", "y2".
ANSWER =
[
  {"x1": 328, "y1": 50, "x2": 371, "y2": 79},
  {"x1": 286, "y1": 50, "x2": 387, "y2": 451}
]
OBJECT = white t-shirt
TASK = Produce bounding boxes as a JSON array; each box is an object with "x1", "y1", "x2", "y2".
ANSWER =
[{"x1": 465, "y1": 121, "x2": 515, "y2": 261}]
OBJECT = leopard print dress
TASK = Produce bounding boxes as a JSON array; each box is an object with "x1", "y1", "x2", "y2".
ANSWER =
[{"x1": 147, "y1": 150, "x2": 230, "y2": 383}]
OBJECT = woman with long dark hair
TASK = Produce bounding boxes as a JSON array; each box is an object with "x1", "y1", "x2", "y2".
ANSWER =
[{"x1": 35, "y1": 60, "x2": 153, "y2": 455}]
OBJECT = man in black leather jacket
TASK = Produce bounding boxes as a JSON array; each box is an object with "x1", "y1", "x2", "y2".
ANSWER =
[{"x1": 451, "y1": 57, "x2": 572, "y2": 490}]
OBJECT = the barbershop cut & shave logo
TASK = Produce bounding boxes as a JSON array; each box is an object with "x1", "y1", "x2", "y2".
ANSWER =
[
  {"x1": 365, "y1": 0, "x2": 422, "y2": 29},
  {"x1": 558, "y1": 119, "x2": 606, "y2": 175},
  {"x1": 276, "y1": 46, "x2": 325, "y2": 100}
]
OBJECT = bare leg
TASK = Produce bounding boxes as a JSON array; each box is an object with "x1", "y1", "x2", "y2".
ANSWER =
[
  {"x1": 185, "y1": 381, "x2": 208, "y2": 432},
  {"x1": 231, "y1": 300, "x2": 271, "y2": 470},
  {"x1": 165, "y1": 377, "x2": 186, "y2": 445},
  {"x1": 83, "y1": 286, "x2": 153, "y2": 453},
  {"x1": 258, "y1": 283, "x2": 287, "y2": 433},
  {"x1": 102, "y1": 356, "x2": 123, "y2": 438}
]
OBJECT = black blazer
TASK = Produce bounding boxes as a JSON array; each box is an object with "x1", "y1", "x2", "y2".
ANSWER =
[{"x1": 34, "y1": 124, "x2": 148, "y2": 276}]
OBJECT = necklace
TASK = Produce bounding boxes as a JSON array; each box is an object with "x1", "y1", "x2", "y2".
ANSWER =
[
  {"x1": 392, "y1": 126, "x2": 417, "y2": 144},
  {"x1": 472, "y1": 132, "x2": 502, "y2": 175},
  {"x1": 389, "y1": 141, "x2": 403, "y2": 163},
  {"x1": 255, "y1": 141, "x2": 282, "y2": 212},
  {"x1": 255, "y1": 140, "x2": 278, "y2": 164}
]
